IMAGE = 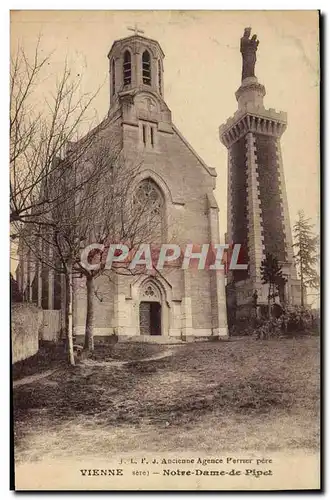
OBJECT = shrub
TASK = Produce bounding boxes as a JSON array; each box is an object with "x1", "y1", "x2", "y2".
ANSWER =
[
  {"x1": 255, "y1": 305, "x2": 318, "y2": 340},
  {"x1": 255, "y1": 317, "x2": 282, "y2": 340},
  {"x1": 230, "y1": 317, "x2": 256, "y2": 337},
  {"x1": 281, "y1": 305, "x2": 315, "y2": 333}
]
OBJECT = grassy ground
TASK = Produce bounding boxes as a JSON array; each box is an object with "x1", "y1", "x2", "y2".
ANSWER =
[
  {"x1": 12, "y1": 345, "x2": 67, "y2": 381},
  {"x1": 13, "y1": 337, "x2": 320, "y2": 463}
]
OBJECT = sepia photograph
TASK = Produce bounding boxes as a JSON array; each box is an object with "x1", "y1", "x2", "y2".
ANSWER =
[{"x1": 10, "y1": 10, "x2": 320, "y2": 491}]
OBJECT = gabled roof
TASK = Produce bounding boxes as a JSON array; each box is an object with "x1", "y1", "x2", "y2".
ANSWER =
[{"x1": 172, "y1": 124, "x2": 217, "y2": 178}]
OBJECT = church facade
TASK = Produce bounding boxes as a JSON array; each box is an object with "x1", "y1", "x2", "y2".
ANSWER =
[{"x1": 70, "y1": 32, "x2": 228, "y2": 341}]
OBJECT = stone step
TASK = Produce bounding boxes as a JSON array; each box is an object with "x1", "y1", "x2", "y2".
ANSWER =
[{"x1": 119, "y1": 335, "x2": 185, "y2": 345}]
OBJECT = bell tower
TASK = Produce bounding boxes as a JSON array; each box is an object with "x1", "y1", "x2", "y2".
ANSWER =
[
  {"x1": 108, "y1": 27, "x2": 165, "y2": 109},
  {"x1": 106, "y1": 28, "x2": 172, "y2": 150}
]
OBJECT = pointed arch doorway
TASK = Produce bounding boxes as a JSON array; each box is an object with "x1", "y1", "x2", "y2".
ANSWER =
[
  {"x1": 139, "y1": 281, "x2": 163, "y2": 336},
  {"x1": 139, "y1": 301, "x2": 161, "y2": 336}
]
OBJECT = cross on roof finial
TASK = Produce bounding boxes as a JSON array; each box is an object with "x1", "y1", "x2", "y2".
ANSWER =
[{"x1": 127, "y1": 23, "x2": 145, "y2": 36}]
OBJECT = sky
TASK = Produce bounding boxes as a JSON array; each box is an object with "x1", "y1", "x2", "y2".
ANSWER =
[{"x1": 10, "y1": 10, "x2": 320, "y2": 253}]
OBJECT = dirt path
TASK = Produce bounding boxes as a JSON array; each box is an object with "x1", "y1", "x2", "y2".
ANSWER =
[
  {"x1": 81, "y1": 347, "x2": 175, "y2": 367},
  {"x1": 13, "y1": 347, "x2": 175, "y2": 387},
  {"x1": 13, "y1": 369, "x2": 57, "y2": 388}
]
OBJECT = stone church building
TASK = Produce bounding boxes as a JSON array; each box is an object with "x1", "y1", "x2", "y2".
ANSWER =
[
  {"x1": 76, "y1": 31, "x2": 228, "y2": 340},
  {"x1": 16, "y1": 31, "x2": 228, "y2": 342}
]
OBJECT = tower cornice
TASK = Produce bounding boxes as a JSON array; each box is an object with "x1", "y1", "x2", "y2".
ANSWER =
[{"x1": 219, "y1": 108, "x2": 287, "y2": 148}]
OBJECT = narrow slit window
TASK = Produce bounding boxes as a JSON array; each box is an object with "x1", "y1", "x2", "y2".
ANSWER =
[
  {"x1": 112, "y1": 59, "x2": 116, "y2": 95},
  {"x1": 158, "y1": 60, "x2": 162, "y2": 95},
  {"x1": 142, "y1": 50, "x2": 151, "y2": 85},
  {"x1": 123, "y1": 50, "x2": 131, "y2": 86},
  {"x1": 142, "y1": 124, "x2": 146, "y2": 145},
  {"x1": 150, "y1": 127, "x2": 154, "y2": 147}
]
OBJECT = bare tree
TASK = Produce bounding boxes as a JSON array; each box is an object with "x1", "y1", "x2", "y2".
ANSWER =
[
  {"x1": 10, "y1": 39, "x2": 102, "y2": 235},
  {"x1": 20, "y1": 132, "x2": 165, "y2": 361},
  {"x1": 17, "y1": 134, "x2": 119, "y2": 364},
  {"x1": 10, "y1": 39, "x2": 112, "y2": 364},
  {"x1": 12, "y1": 41, "x2": 167, "y2": 361},
  {"x1": 72, "y1": 142, "x2": 165, "y2": 352}
]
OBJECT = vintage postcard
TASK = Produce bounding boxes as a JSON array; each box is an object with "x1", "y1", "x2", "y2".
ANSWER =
[{"x1": 10, "y1": 10, "x2": 320, "y2": 491}]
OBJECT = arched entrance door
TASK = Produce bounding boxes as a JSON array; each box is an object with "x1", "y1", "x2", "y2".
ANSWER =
[
  {"x1": 139, "y1": 282, "x2": 162, "y2": 336},
  {"x1": 139, "y1": 301, "x2": 161, "y2": 336}
]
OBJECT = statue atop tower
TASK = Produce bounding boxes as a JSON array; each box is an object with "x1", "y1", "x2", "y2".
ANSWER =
[
  {"x1": 219, "y1": 28, "x2": 301, "y2": 324},
  {"x1": 240, "y1": 27, "x2": 259, "y2": 81}
]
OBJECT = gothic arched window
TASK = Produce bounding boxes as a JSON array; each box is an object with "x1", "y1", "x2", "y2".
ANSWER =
[
  {"x1": 112, "y1": 59, "x2": 116, "y2": 95},
  {"x1": 142, "y1": 50, "x2": 151, "y2": 85},
  {"x1": 158, "y1": 59, "x2": 162, "y2": 95},
  {"x1": 123, "y1": 50, "x2": 131, "y2": 86},
  {"x1": 133, "y1": 179, "x2": 164, "y2": 242}
]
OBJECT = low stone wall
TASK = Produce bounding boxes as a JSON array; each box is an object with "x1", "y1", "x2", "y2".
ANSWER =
[{"x1": 11, "y1": 303, "x2": 42, "y2": 364}]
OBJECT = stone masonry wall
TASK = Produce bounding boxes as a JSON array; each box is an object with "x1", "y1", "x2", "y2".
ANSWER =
[{"x1": 255, "y1": 133, "x2": 287, "y2": 262}]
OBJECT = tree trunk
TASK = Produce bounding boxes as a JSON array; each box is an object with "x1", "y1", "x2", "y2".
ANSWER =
[
  {"x1": 268, "y1": 284, "x2": 271, "y2": 319},
  {"x1": 72, "y1": 274, "x2": 77, "y2": 343},
  {"x1": 84, "y1": 275, "x2": 95, "y2": 352},
  {"x1": 300, "y1": 263, "x2": 305, "y2": 307},
  {"x1": 65, "y1": 264, "x2": 75, "y2": 366},
  {"x1": 299, "y1": 234, "x2": 305, "y2": 308}
]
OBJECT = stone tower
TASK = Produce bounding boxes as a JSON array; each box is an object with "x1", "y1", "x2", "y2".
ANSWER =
[{"x1": 219, "y1": 28, "x2": 300, "y2": 319}]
